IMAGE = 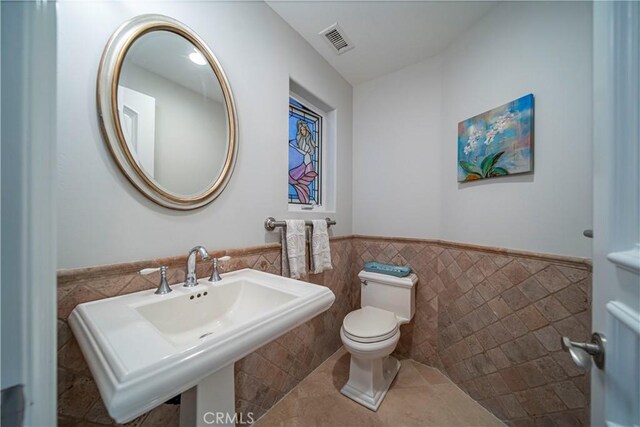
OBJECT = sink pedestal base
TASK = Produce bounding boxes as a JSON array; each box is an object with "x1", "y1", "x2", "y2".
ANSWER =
[{"x1": 180, "y1": 364, "x2": 236, "y2": 427}]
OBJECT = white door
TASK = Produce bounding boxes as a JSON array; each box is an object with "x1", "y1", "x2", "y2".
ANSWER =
[
  {"x1": 589, "y1": 2, "x2": 640, "y2": 426},
  {"x1": 117, "y1": 85, "x2": 156, "y2": 177}
]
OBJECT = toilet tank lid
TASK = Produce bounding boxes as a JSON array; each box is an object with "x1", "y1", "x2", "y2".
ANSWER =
[{"x1": 358, "y1": 270, "x2": 418, "y2": 288}]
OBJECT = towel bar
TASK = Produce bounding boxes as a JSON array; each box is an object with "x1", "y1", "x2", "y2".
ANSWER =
[{"x1": 264, "y1": 217, "x2": 336, "y2": 231}]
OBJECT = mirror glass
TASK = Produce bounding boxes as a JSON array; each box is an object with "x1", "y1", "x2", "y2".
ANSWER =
[{"x1": 117, "y1": 30, "x2": 228, "y2": 196}]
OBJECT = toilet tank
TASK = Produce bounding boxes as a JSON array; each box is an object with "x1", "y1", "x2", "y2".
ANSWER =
[{"x1": 358, "y1": 270, "x2": 418, "y2": 323}]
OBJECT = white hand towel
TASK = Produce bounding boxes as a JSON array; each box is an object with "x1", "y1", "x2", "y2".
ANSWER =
[
  {"x1": 281, "y1": 220, "x2": 306, "y2": 279},
  {"x1": 310, "y1": 220, "x2": 332, "y2": 274}
]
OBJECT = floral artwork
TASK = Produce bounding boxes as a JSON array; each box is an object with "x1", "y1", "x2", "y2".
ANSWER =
[
  {"x1": 458, "y1": 94, "x2": 534, "y2": 182},
  {"x1": 289, "y1": 97, "x2": 322, "y2": 205}
]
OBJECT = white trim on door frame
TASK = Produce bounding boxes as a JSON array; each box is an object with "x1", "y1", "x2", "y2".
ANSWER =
[{"x1": 1, "y1": 2, "x2": 57, "y2": 425}]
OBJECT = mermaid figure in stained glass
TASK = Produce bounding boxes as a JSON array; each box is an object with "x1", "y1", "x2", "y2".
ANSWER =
[{"x1": 289, "y1": 120, "x2": 318, "y2": 204}]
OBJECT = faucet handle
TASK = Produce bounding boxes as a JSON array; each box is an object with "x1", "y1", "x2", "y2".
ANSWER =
[
  {"x1": 140, "y1": 266, "x2": 172, "y2": 295},
  {"x1": 156, "y1": 266, "x2": 172, "y2": 295},
  {"x1": 209, "y1": 256, "x2": 231, "y2": 283}
]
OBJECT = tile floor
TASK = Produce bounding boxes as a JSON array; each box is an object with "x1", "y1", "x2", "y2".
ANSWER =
[{"x1": 255, "y1": 347, "x2": 504, "y2": 427}]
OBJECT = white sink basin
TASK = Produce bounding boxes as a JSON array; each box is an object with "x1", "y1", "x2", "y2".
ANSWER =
[
  {"x1": 69, "y1": 268, "x2": 335, "y2": 424},
  {"x1": 134, "y1": 279, "x2": 297, "y2": 347}
]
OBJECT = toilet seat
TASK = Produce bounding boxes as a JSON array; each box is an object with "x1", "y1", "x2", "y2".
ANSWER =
[{"x1": 342, "y1": 306, "x2": 399, "y2": 344}]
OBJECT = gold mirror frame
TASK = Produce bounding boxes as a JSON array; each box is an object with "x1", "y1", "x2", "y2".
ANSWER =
[{"x1": 97, "y1": 14, "x2": 238, "y2": 210}]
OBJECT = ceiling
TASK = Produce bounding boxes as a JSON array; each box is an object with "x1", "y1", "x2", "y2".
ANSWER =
[{"x1": 267, "y1": 1, "x2": 498, "y2": 85}]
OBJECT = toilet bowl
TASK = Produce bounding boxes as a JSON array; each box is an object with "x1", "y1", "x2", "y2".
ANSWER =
[{"x1": 340, "y1": 271, "x2": 418, "y2": 411}]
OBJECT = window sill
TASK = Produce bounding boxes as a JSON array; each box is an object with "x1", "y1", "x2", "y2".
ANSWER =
[{"x1": 287, "y1": 205, "x2": 335, "y2": 214}]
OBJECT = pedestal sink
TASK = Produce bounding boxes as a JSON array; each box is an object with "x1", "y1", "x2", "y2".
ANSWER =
[{"x1": 69, "y1": 268, "x2": 335, "y2": 426}]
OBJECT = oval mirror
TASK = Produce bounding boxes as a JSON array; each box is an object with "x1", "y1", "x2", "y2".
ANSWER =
[{"x1": 97, "y1": 15, "x2": 238, "y2": 210}]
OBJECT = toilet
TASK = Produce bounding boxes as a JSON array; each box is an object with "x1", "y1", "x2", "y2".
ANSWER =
[{"x1": 340, "y1": 270, "x2": 418, "y2": 411}]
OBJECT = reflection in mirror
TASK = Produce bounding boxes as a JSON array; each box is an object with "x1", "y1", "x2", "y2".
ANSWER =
[{"x1": 118, "y1": 30, "x2": 228, "y2": 196}]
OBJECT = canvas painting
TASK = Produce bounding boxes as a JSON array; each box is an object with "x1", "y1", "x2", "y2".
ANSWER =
[{"x1": 458, "y1": 94, "x2": 534, "y2": 182}]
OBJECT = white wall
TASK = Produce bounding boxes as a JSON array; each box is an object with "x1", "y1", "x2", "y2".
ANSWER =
[
  {"x1": 353, "y1": 58, "x2": 442, "y2": 239},
  {"x1": 57, "y1": 1, "x2": 353, "y2": 269},
  {"x1": 353, "y1": 1, "x2": 593, "y2": 258},
  {"x1": 439, "y1": 1, "x2": 592, "y2": 258}
]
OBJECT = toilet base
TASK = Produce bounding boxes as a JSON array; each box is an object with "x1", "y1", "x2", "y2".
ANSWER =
[{"x1": 340, "y1": 355, "x2": 400, "y2": 411}]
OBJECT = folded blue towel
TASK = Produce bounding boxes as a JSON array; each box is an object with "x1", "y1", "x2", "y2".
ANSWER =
[{"x1": 363, "y1": 261, "x2": 412, "y2": 277}]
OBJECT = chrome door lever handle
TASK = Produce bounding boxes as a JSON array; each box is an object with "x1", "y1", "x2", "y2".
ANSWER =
[{"x1": 561, "y1": 332, "x2": 606, "y2": 370}]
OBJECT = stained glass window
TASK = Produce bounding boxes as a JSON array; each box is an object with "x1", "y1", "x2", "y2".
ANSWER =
[{"x1": 288, "y1": 97, "x2": 322, "y2": 205}]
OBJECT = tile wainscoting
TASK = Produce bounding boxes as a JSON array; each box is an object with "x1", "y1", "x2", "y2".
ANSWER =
[
  {"x1": 57, "y1": 235, "x2": 591, "y2": 426},
  {"x1": 57, "y1": 237, "x2": 354, "y2": 426},
  {"x1": 352, "y1": 236, "x2": 592, "y2": 426}
]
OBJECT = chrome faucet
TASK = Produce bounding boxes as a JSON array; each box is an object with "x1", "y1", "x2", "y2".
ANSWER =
[{"x1": 184, "y1": 246, "x2": 209, "y2": 287}]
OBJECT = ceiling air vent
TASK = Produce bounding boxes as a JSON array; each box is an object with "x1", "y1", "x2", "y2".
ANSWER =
[{"x1": 319, "y1": 23, "x2": 354, "y2": 55}]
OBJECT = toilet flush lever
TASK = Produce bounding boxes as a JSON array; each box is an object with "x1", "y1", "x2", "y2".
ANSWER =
[
  {"x1": 360, "y1": 280, "x2": 368, "y2": 286},
  {"x1": 561, "y1": 332, "x2": 606, "y2": 370}
]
